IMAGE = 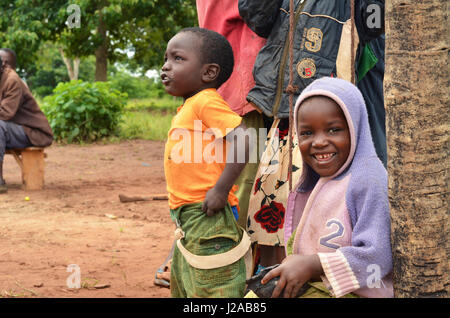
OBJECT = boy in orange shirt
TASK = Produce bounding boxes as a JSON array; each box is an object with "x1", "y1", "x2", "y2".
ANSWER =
[{"x1": 161, "y1": 27, "x2": 251, "y2": 297}]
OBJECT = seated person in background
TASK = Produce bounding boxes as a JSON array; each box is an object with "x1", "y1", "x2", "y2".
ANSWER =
[
  {"x1": 0, "y1": 48, "x2": 17, "y2": 70},
  {"x1": 0, "y1": 48, "x2": 30, "y2": 88},
  {"x1": 0, "y1": 49, "x2": 53, "y2": 193}
]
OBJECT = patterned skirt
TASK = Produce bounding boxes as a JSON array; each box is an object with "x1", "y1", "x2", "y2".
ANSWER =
[{"x1": 246, "y1": 118, "x2": 303, "y2": 247}]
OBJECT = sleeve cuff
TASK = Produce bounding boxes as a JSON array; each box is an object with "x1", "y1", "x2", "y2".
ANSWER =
[{"x1": 318, "y1": 250, "x2": 360, "y2": 298}]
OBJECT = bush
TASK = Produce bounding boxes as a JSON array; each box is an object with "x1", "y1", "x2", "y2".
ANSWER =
[{"x1": 42, "y1": 80, "x2": 127, "y2": 143}]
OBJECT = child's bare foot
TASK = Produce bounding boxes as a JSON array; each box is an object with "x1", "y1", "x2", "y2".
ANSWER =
[{"x1": 156, "y1": 270, "x2": 170, "y2": 282}]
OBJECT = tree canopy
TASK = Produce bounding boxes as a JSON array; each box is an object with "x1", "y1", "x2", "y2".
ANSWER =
[{"x1": 0, "y1": 0, "x2": 197, "y2": 80}]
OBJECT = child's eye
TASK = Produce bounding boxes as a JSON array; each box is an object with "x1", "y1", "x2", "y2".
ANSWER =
[
  {"x1": 328, "y1": 128, "x2": 341, "y2": 133},
  {"x1": 175, "y1": 56, "x2": 183, "y2": 61},
  {"x1": 299, "y1": 131, "x2": 312, "y2": 137}
]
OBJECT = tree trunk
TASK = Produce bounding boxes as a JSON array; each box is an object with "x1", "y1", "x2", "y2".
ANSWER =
[
  {"x1": 59, "y1": 48, "x2": 80, "y2": 81},
  {"x1": 73, "y1": 57, "x2": 80, "y2": 81},
  {"x1": 385, "y1": 1, "x2": 449, "y2": 297},
  {"x1": 95, "y1": 2, "x2": 108, "y2": 82},
  {"x1": 60, "y1": 49, "x2": 74, "y2": 80}
]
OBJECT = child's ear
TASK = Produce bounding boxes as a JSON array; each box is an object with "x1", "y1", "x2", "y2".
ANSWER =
[{"x1": 202, "y1": 63, "x2": 220, "y2": 83}]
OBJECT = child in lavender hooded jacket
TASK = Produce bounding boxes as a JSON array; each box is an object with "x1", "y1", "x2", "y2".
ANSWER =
[{"x1": 261, "y1": 77, "x2": 393, "y2": 298}]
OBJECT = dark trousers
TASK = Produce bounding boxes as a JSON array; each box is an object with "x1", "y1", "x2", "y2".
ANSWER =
[{"x1": 0, "y1": 120, "x2": 32, "y2": 162}]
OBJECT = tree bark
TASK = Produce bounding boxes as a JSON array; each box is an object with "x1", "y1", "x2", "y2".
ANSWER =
[
  {"x1": 59, "y1": 48, "x2": 79, "y2": 81},
  {"x1": 95, "y1": 2, "x2": 108, "y2": 82},
  {"x1": 385, "y1": 1, "x2": 449, "y2": 297},
  {"x1": 73, "y1": 57, "x2": 80, "y2": 80}
]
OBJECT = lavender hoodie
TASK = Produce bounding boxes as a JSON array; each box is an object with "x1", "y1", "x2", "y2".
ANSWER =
[{"x1": 284, "y1": 77, "x2": 393, "y2": 298}]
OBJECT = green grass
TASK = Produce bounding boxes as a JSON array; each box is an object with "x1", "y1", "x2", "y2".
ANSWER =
[
  {"x1": 115, "y1": 96, "x2": 182, "y2": 141},
  {"x1": 125, "y1": 96, "x2": 182, "y2": 113},
  {"x1": 117, "y1": 109, "x2": 174, "y2": 141},
  {"x1": 115, "y1": 96, "x2": 181, "y2": 141}
]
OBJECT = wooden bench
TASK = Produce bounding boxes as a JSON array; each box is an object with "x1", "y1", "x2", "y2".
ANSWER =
[{"x1": 5, "y1": 147, "x2": 47, "y2": 190}]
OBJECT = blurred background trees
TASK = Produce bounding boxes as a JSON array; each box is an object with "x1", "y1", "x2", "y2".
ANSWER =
[
  {"x1": 0, "y1": 0, "x2": 196, "y2": 142},
  {"x1": 0, "y1": 0, "x2": 197, "y2": 94}
]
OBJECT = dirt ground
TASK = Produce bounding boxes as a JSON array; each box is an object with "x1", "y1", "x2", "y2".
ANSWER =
[{"x1": 0, "y1": 140, "x2": 173, "y2": 298}]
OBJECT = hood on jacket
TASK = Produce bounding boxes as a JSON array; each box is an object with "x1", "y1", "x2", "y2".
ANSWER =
[{"x1": 293, "y1": 77, "x2": 379, "y2": 190}]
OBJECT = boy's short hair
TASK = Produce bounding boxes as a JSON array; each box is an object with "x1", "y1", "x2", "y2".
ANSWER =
[{"x1": 179, "y1": 27, "x2": 234, "y2": 88}]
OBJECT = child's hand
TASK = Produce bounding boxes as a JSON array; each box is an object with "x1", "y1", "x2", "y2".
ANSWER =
[
  {"x1": 202, "y1": 186, "x2": 228, "y2": 216},
  {"x1": 261, "y1": 254, "x2": 323, "y2": 298}
]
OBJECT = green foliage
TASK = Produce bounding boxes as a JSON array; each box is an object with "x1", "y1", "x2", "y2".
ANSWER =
[
  {"x1": 27, "y1": 43, "x2": 96, "y2": 97},
  {"x1": 0, "y1": 0, "x2": 67, "y2": 76},
  {"x1": 109, "y1": 72, "x2": 165, "y2": 99},
  {"x1": 0, "y1": 0, "x2": 198, "y2": 78},
  {"x1": 127, "y1": 0, "x2": 199, "y2": 73},
  {"x1": 42, "y1": 80, "x2": 127, "y2": 143},
  {"x1": 26, "y1": 43, "x2": 69, "y2": 97}
]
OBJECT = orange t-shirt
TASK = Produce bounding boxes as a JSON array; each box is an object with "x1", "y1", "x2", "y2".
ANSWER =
[{"x1": 164, "y1": 88, "x2": 243, "y2": 210}]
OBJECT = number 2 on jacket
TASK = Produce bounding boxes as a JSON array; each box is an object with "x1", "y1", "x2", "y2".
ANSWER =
[{"x1": 319, "y1": 219, "x2": 344, "y2": 250}]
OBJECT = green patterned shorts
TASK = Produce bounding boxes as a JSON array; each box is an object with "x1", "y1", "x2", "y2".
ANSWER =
[{"x1": 170, "y1": 203, "x2": 247, "y2": 298}]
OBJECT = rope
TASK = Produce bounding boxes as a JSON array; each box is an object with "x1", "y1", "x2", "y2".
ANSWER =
[
  {"x1": 299, "y1": 11, "x2": 346, "y2": 24},
  {"x1": 350, "y1": 0, "x2": 355, "y2": 84},
  {"x1": 288, "y1": 0, "x2": 295, "y2": 192}
]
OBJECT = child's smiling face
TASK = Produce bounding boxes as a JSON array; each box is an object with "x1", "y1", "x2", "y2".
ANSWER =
[
  {"x1": 297, "y1": 96, "x2": 351, "y2": 177},
  {"x1": 161, "y1": 32, "x2": 208, "y2": 100}
]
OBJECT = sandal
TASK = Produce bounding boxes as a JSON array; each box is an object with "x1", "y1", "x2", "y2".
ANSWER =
[
  {"x1": 154, "y1": 267, "x2": 171, "y2": 288},
  {"x1": 154, "y1": 241, "x2": 175, "y2": 289}
]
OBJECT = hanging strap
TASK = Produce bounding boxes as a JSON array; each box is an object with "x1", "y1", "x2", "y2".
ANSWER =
[
  {"x1": 350, "y1": 0, "x2": 356, "y2": 84},
  {"x1": 287, "y1": 0, "x2": 295, "y2": 192}
]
